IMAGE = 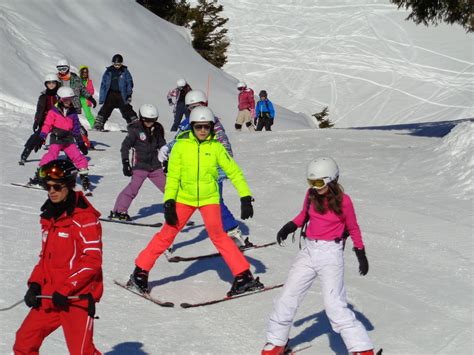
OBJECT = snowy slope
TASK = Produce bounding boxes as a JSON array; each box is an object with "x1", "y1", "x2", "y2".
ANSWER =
[
  {"x1": 221, "y1": 0, "x2": 474, "y2": 127},
  {"x1": 0, "y1": 0, "x2": 309, "y2": 131},
  {"x1": 0, "y1": 0, "x2": 473, "y2": 354}
]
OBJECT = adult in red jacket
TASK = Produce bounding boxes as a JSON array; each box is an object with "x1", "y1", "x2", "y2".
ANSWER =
[
  {"x1": 235, "y1": 81, "x2": 255, "y2": 131},
  {"x1": 13, "y1": 159, "x2": 103, "y2": 355}
]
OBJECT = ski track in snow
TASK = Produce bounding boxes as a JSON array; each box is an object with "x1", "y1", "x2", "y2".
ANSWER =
[{"x1": 221, "y1": 0, "x2": 474, "y2": 127}]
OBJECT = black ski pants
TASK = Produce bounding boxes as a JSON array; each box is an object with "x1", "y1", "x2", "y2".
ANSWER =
[
  {"x1": 97, "y1": 91, "x2": 137, "y2": 124},
  {"x1": 256, "y1": 114, "x2": 272, "y2": 131}
]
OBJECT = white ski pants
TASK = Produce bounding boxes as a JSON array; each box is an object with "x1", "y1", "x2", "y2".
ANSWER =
[{"x1": 265, "y1": 239, "x2": 373, "y2": 352}]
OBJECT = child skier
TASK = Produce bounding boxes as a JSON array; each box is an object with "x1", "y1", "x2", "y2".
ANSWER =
[
  {"x1": 167, "y1": 78, "x2": 192, "y2": 131},
  {"x1": 262, "y1": 157, "x2": 374, "y2": 355},
  {"x1": 159, "y1": 89, "x2": 249, "y2": 247},
  {"x1": 128, "y1": 106, "x2": 263, "y2": 297},
  {"x1": 79, "y1": 65, "x2": 96, "y2": 129},
  {"x1": 235, "y1": 81, "x2": 255, "y2": 131},
  {"x1": 255, "y1": 90, "x2": 275, "y2": 131},
  {"x1": 29, "y1": 87, "x2": 91, "y2": 191},
  {"x1": 109, "y1": 104, "x2": 166, "y2": 221},
  {"x1": 13, "y1": 159, "x2": 102, "y2": 354},
  {"x1": 19, "y1": 73, "x2": 59, "y2": 165}
]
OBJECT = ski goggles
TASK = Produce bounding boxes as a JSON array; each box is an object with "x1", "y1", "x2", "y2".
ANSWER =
[
  {"x1": 308, "y1": 177, "x2": 332, "y2": 190},
  {"x1": 193, "y1": 123, "x2": 212, "y2": 131},
  {"x1": 43, "y1": 183, "x2": 66, "y2": 192},
  {"x1": 56, "y1": 65, "x2": 69, "y2": 73},
  {"x1": 39, "y1": 165, "x2": 67, "y2": 180}
]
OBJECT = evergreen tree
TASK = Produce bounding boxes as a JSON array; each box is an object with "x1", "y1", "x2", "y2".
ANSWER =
[
  {"x1": 312, "y1": 107, "x2": 335, "y2": 128},
  {"x1": 190, "y1": 0, "x2": 230, "y2": 68},
  {"x1": 136, "y1": 0, "x2": 191, "y2": 27},
  {"x1": 390, "y1": 0, "x2": 473, "y2": 32}
]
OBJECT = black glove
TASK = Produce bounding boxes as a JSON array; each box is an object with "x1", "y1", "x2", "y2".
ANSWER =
[
  {"x1": 276, "y1": 221, "x2": 298, "y2": 245},
  {"x1": 122, "y1": 159, "x2": 133, "y2": 177},
  {"x1": 24, "y1": 282, "x2": 41, "y2": 308},
  {"x1": 33, "y1": 135, "x2": 45, "y2": 153},
  {"x1": 52, "y1": 291, "x2": 69, "y2": 309},
  {"x1": 240, "y1": 196, "x2": 254, "y2": 220},
  {"x1": 162, "y1": 160, "x2": 169, "y2": 174},
  {"x1": 164, "y1": 199, "x2": 178, "y2": 226},
  {"x1": 89, "y1": 96, "x2": 97, "y2": 108},
  {"x1": 354, "y1": 248, "x2": 369, "y2": 276},
  {"x1": 78, "y1": 141, "x2": 88, "y2": 155}
]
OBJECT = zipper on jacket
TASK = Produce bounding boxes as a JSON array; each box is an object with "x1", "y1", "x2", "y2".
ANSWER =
[{"x1": 197, "y1": 143, "x2": 200, "y2": 207}]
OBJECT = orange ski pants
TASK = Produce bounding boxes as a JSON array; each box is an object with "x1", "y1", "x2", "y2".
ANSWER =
[{"x1": 135, "y1": 203, "x2": 250, "y2": 276}]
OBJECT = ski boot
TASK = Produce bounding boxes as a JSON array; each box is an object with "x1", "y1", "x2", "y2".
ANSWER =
[
  {"x1": 227, "y1": 226, "x2": 253, "y2": 249},
  {"x1": 28, "y1": 169, "x2": 41, "y2": 186},
  {"x1": 261, "y1": 342, "x2": 288, "y2": 355},
  {"x1": 93, "y1": 116, "x2": 106, "y2": 131},
  {"x1": 109, "y1": 211, "x2": 132, "y2": 221},
  {"x1": 227, "y1": 269, "x2": 264, "y2": 297},
  {"x1": 18, "y1": 159, "x2": 26, "y2": 166},
  {"x1": 79, "y1": 170, "x2": 90, "y2": 190},
  {"x1": 127, "y1": 266, "x2": 149, "y2": 294}
]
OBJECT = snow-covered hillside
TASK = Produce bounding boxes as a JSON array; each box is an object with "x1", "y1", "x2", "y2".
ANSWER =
[
  {"x1": 0, "y1": 0, "x2": 308, "y2": 131},
  {"x1": 0, "y1": 1, "x2": 472, "y2": 354},
  {"x1": 222, "y1": 0, "x2": 474, "y2": 127}
]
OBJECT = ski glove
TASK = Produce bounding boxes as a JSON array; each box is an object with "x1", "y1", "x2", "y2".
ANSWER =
[
  {"x1": 162, "y1": 160, "x2": 169, "y2": 174},
  {"x1": 164, "y1": 199, "x2": 178, "y2": 226},
  {"x1": 78, "y1": 141, "x2": 88, "y2": 155},
  {"x1": 24, "y1": 282, "x2": 41, "y2": 309},
  {"x1": 240, "y1": 196, "x2": 254, "y2": 220},
  {"x1": 33, "y1": 133, "x2": 45, "y2": 152},
  {"x1": 52, "y1": 291, "x2": 69, "y2": 309},
  {"x1": 122, "y1": 159, "x2": 133, "y2": 177},
  {"x1": 277, "y1": 221, "x2": 298, "y2": 245},
  {"x1": 89, "y1": 96, "x2": 97, "y2": 108},
  {"x1": 354, "y1": 248, "x2": 369, "y2": 276}
]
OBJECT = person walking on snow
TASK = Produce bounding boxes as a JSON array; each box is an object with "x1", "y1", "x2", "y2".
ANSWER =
[
  {"x1": 255, "y1": 90, "x2": 275, "y2": 131},
  {"x1": 159, "y1": 90, "x2": 250, "y2": 248},
  {"x1": 19, "y1": 73, "x2": 59, "y2": 165},
  {"x1": 167, "y1": 78, "x2": 192, "y2": 131},
  {"x1": 235, "y1": 81, "x2": 255, "y2": 131},
  {"x1": 79, "y1": 65, "x2": 96, "y2": 129},
  {"x1": 29, "y1": 87, "x2": 91, "y2": 191},
  {"x1": 261, "y1": 157, "x2": 374, "y2": 355},
  {"x1": 128, "y1": 106, "x2": 264, "y2": 297},
  {"x1": 94, "y1": 54, "x2": 137, "y2": 131},
  {"x1": 13, "y1": 159, "x2": 102, "y2": 355},
  {"x1": 109, "y1": 104, "x2": 167, "y2": 221},
  {"x1": 56, "y1": 58, "x2": 96, "y2": 114}
]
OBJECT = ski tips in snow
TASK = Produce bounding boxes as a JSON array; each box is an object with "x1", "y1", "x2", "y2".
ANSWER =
[{"x1": 114, "y1": 280, "x2": 174, "y2": 308}]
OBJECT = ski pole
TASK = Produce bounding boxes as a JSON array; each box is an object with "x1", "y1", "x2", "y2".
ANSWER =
[{"x1": 0, "y1": 299, "x2": 24, "y2": 312}]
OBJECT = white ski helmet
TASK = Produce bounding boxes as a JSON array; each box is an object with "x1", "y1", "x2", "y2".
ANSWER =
[
  {"x1": 185, "y1": 90, "x2": 208, "y2": 106},
  {"x1": 177, "y1": 78, "x2": 187, "y2": 88},
  {"x1": 56, "y1": 58, "x2": 69, "y2": 68},
  {"x1": 237, "y1": 81, "x2": 246, "y2": 89},
  {"x1": 307, "y1": 157, "x2": 339, "y2": 183},
  {"x1": 189, "y1": 106, "x2": 215, "y2": 124},
  {"x1": 57, "y1": 86, "x2": 75, "y2": 99},
  {"x1": 139, "y1": 104, "x2": 159, "y2": 121},
  {"x1": 44, "y1": 73, "x2": 59, "y2": 83}
]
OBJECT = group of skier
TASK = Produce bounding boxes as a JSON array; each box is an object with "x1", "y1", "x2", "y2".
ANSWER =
[{"x1": 12, "y1": 53, "x2": 376, "y2": 355}]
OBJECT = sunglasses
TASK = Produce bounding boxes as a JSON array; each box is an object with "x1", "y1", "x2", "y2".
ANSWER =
[
  {"x1": 308, "y1": 177, "x2": 332, "y2": 190},
  {"x1": 56, "y1": 66, "x2": 69, "y2": 73},
  {"x1": 43, "y1": 183, "x2": 66, "y2": 192},
  {"x1": 193, "y1": 124, "x2": 211, "y2": 131}
]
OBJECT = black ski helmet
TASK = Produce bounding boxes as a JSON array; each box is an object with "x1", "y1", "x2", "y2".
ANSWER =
[
  {"x1": 39, "y1": 159, "x2": 78, "y2": 188},
  {"x1": 259, "y1": 90, "x2": 268, "y2": 98},
  {"x1": 112, "y1": 54, "x2": 123, "y2": 64}
]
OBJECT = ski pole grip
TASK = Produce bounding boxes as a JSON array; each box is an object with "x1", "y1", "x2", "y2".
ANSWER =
[{"x1": 79, "y1": 293, "x2": 96, "y2": 318}]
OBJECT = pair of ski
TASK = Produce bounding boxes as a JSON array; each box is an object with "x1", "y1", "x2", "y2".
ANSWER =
[
  {"x1": 10, "y1": 182, "x2": 93, "y2": 196},
  {"x1": 114, "y1": 280, "x2": 283, "y2": 309},
  {"x1": 99, "y1": 218, "x2": 196, "y2": 228}
]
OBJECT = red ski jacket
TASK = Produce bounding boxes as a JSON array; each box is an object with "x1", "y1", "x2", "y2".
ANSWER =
[
  {"x1": 238, "y1": 88, "x2": 255, "y2": 111},
  {"x1": 28, "y1": 191, "x2": 103, "y2": 309}
]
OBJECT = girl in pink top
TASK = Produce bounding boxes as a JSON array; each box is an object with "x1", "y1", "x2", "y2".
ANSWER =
[{"x1": 262, "y1": 157, "x2": 374, "y2": 355}]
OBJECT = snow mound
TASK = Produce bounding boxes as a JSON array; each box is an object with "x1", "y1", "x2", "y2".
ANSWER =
[{"x1": 433, "y1": 121, "x2": 473, "y2": 199}]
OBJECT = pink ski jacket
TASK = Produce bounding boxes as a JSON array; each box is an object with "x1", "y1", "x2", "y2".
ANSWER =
[
  {"x1": 238, "y1": 88, "x2": 255, "y2": 111},
  {"x1": 292, "y1": 191, "x2": 364, "y2": 249}
]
